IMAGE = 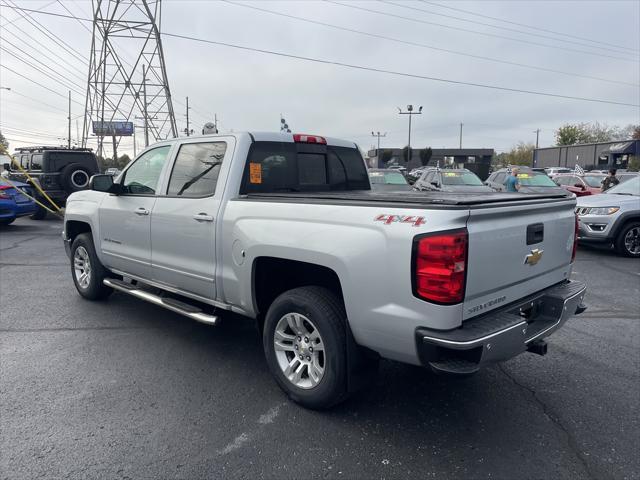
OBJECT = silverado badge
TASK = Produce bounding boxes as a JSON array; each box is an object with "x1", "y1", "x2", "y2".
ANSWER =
[{"x1": 524, "y1": 248, "x2": 544, "y2": 266}]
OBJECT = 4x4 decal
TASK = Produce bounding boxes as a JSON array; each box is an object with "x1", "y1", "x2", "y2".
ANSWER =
[{"x1": 374, "y1": 214, "x2": 426, "y2": 227}]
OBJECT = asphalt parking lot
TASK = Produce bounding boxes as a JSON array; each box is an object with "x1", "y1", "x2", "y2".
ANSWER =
[{"x1": 1, "y1": 217, "x2": 638, "y2": 480}]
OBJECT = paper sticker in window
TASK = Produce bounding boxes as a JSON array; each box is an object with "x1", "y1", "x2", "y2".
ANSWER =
[{"x1": 249, "y1": 163, "x2": 262, "y2": 184}]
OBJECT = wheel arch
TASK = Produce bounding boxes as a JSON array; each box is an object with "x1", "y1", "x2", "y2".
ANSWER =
[{"x1": 252, "y1": 257, "x2": 345, "y2": 321}]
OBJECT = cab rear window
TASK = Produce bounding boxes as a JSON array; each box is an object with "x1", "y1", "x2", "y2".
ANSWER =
[{"x1": 240, "y1": 141, "x2": 369, "y2": 193}]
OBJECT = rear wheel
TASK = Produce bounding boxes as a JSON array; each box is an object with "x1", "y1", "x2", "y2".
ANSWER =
[
  {"x1": 263, "y1": 286, "x2": 349, "y2": 409},
  {"x1": 70, "y1": 233, "x2": 113, "y2": 300},
  {"x1": 615, "y1": 222, "x2": 640, "y2": 257},
  {"x1": 30, "y1": 205, "x2": 47, "y2": 220}
]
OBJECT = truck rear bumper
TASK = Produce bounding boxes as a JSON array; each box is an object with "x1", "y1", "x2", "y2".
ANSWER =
[{"x1": 415, "y1": 280, "x2": 586, "y2": 375}]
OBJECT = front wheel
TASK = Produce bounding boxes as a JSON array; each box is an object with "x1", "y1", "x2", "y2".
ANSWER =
[
  {"x1": 70, "y1": 233, "x2": 113, "y2": 300},
  {"x1": 263, "y1": 286, "x2": 349, "y2": 409},
  {"x1": 615, "y1": 222, "x2": 640, "y2": 257}
]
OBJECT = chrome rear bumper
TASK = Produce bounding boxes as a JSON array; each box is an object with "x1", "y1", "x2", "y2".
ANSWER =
[{"x1": 415, "y1": 281, "x2": 587, "y2": 375}]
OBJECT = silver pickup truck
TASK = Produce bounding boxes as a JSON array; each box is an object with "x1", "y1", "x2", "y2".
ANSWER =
[{"x1": 63, "y1": 132, "x2": 586, "y2": 408}]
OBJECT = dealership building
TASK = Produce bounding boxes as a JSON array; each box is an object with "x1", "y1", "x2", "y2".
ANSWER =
[
  {"x1": 367, "y1": 147, "x2": 495, "y2": 180},
  {"x1": 533, "y1": 139, "x2": 639, "y2": 170}
]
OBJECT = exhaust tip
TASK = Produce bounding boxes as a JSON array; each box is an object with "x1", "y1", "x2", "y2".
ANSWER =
[{"x1": 527, "y1": 340, "x2": 548, "y2": 356}]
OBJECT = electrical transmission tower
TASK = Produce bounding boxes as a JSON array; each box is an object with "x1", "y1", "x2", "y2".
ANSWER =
[{"x1": 83, "y1": 0, "x2": 177, "y2": 158}]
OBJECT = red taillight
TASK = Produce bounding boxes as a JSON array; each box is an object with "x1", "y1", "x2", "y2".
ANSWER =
[
  {"x1": 0, "y1": 185, "x2": 11, "y2": 199},
  {"x1": 413, "y1": 229, "x2": 468, "y2": 304},
  {"x1": 293, "y1": 133, "x2": 327, "y2": 144},
  {"x1": 571, "y1": 214, "x2": 579, "y2": 262}
]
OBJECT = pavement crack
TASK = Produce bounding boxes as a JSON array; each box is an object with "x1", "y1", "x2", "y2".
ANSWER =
[
  {"x1": 0, "y1": 235, "x2": 41, "y2": 252},
  {"x1": 498, "y1": 364, "x2": 599, "y2": 480}
]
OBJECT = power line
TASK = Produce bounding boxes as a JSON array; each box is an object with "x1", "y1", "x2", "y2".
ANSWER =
[
  {"x1": 3, "y1": 3, "x2": 638, "y2": 107},
  {"x1": 0, "y1": 64, "x2": 84, "y2": 106},
  {"x1": 0, "y1": 40, "x2": 86, "y2": 94},
  {"x1": 222, "y1": 1, "x2": 638, "y2": 88},
  {"x1": 160, "y1": 31, "x2": 640, "y2": 108},
  {"x1": 382, "y1": 0, "x2": 635, "y2": 55},
  {"x1": 2, "y1": 0, "x2": 88, "y2": 65},
  {"x1": 420, "y1": 0, "x2": 639, "y2": 53},
  {"x1": 327, "y1": 1, "x2": 636, "y2": 63}
]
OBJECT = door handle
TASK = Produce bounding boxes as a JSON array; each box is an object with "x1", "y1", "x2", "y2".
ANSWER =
[
  {"x1": 193, "y1": 213, "x2": 214, "y2": 222},
  {"x1": 134, "y1": 207, "x2": 150, "y2": 216}
]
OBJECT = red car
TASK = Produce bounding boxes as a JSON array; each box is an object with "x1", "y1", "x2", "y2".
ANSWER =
[{"x1": 554, "y1": 173, "x2": 605, "y2": 196}]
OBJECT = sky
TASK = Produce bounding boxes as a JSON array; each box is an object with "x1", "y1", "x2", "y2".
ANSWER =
[{"x1": 1, "y1": 0, "x2": 639, "y2": 158}]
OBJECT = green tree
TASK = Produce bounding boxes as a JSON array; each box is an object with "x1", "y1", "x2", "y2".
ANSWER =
[
  {"x1": 555, "y1": 124, "x2": 590, "y2": 146},
  {"x1": 0, "y1": 130, "x2": 8, "y2": 155},
  {"x1": 632, "y1": 125, "x2": 640, "y2": 140},
  {"x1": 419, "y1": 147, "x2": 433, "y2": 166},
  {"x1": 501, "y1": 142, "x2": 535, "y2": 167},
  {"x1": 401, "y1": 145, "x2": 410, "y2": 164}
]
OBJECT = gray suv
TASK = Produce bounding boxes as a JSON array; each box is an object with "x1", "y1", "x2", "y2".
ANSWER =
[{"x1": 576, "y1": 176, "x2": 640, "y2": 256}]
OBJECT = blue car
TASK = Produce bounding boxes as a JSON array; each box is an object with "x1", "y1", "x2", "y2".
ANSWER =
[{"x1": 0, "y1": 179, "x2": 38, "y2": 225}]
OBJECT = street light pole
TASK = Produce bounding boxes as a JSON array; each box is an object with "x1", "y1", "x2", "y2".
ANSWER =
[
  {"x1": 459, "y1": 123, "x2": 463, "y2": 149},
  {"x1": 68, "y1": 91, "x2": 72, "y2": 149},
  {"x1": 534, "y1": 128, "x2": 540, "y2": 148},
  {"x1": 371, "y1": 131, "x2": 387, "y2": 151},
  {"x1": 398, "y1": 105, "x2": 422, "y2": 161}
]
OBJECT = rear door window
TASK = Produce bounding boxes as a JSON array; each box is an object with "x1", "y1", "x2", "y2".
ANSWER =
[
  {"x1": 20, "y1": 155, "x2": 29, "y2": 169},
  {"x1": 30, "y1": 154, "x2": 43, "y2": 170},
  {"x1": 167, "y1": 142, "x2": 227, "y2": 197}
]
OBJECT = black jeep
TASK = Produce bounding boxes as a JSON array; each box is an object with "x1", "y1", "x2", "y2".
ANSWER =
[{"x1": 5, "y1": 146, "x2": 100, "y2": 219}]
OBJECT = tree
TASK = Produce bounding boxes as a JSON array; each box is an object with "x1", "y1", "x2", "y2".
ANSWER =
[
  {"x1": 419, "y1": 147, "x2": 432, "y2": 166},
  {"x1": 499, "y1": 142, "x2": 535, "y2": 167},
  {"x1": 401, "y1": 145, "x2": 410, "y2": 164},
  {"x1": 554, "y1": 122, "x2": 638, "y2": 146},
  {"x1": 0, "y1": 130, "x2": 8, "y2": 155},
  {"x1": 631, "y1": 125, "x2": 640, "y2": 140}
]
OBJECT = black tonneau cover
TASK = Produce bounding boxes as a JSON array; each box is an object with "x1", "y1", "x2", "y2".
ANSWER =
[{"x1": 242, "y1": 190, "x2": 572, "y2": 208}]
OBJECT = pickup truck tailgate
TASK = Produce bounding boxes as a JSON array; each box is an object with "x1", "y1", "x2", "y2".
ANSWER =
[{"x1": 463, "y1": 198, "x2": 576, "y2": 320}]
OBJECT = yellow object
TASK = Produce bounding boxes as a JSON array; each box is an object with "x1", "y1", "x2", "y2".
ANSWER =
[
  {"x1": 8, "y1": 154, "x2": 63, "y2": 212},
  {"x1": 0, "y1": 177, "x2": 61, "y2": 215}
]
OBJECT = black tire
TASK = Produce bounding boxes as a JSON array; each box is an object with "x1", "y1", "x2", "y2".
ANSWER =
[
  {"x1": 70, "y1": 233, "x2": 113, "y2": 300},
  {"x1": 615, "y1": 221, "x2": 640, "y2": 257},
  {"x1": 263, "y1": 286, "x2": 350, "y2": 409},
  {"x1": 60, "y1": 163, "x2": 92, "y2": 193},
  {"x1": 0, "y1": 217, "x2": 15, "y2": 225},
  {"x1": 30, "y1": 205, "x2": 47, "y2": 220}
]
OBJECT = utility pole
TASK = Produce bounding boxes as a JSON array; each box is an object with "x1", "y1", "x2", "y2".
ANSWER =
[
  {"x1": 371, "y1": 131, "x2": 387, "y2": 151},
  {"x1": 459, "y1": 123, "x2": 463, "y2": 149},
  {"x1": 398, "y1": 105, "x2": 422, "y2": 159},
  {"x1": 67, "y1": 91, "x2": 71, "y2": 149},
  {"x1": 185, "y1": 96, "x2": 191, "y2": 136},
  {"x1": 142, "y1": 64, "x2": 149, "y2": 147},
  {"x1": 533, "y1": 128, "x2": 540, "y2": 167}
]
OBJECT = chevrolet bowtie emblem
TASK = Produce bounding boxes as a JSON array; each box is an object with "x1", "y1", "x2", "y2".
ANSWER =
[{"x1": 524, "y1": 248, "x2": 544, "y2": 266}]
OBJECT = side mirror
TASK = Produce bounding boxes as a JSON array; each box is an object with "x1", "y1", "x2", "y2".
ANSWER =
[
  {"x1": 3, "y1": 163, "x2": 10, "y2": 171},
  {"x1": 90, "y1": 174, "x2": 116, "y2": 193},
  {"x1": 431, "y1": 181, "x2": 439, "y2": 187},
  {"x1": 574, "y1": 183, "x2": 584, "y2": 189}
]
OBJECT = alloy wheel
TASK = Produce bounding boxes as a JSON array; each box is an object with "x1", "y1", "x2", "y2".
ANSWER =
[{"x1": 273, "y1": 313, "x2": 325, "y2": 389}]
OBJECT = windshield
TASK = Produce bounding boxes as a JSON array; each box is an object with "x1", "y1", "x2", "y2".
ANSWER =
[
  {"x1": 517, "y1": 172, "x2": 557, "y2": 186},
  {"x1": 584, "y1": 175, "x2": 605, "y2": 187},
  {"x1": 606, "y1": 176, "x2": 640, "y2": 196},
  {"x1": 369, "y1": 171, "x2": 408, "y2": 185},
  {"x1": 441, "y1": 171, "x2": 483, "y2": 186}
]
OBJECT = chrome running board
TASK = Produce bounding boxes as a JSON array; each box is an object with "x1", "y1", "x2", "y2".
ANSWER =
[{"x1": 103, "y1": 278, "x2": 219, "y2": 326}]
